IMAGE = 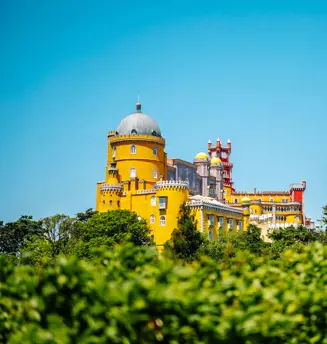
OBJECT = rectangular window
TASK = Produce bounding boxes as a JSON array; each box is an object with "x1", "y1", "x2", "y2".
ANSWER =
[
  {"x1": 218, "y1": 217, "x2": 224, "y2": 229},
  {"x1": 208, "y1": 230, "x2": 213, "y2": 241},
  {"x1": 159, "y1": 197, "x2": 166, "y2": 210},
  {"x1": 208, "y1": 215, "x2": 214, "y2": 227},
  {"x1": 130, "y1": 145, "x2": 136, "y2": 154},
  {"x1": 237, "y1": 221, "x2": 242, "y2": 231},
  {"x1": 153, "y1": 147, "x2": 158, "y2": 156},
  {"x1": 130, "y1": 168, "x2": 136, "y2": 178},
  {"x1": 160, "y1": 216, "x2": 166, "y2": 226},
  {"x1": 153, "y1": 169, "x2": 158, "y2": 179},
  {"x1": 228, "y1": 218, "x2": 234, "y2": 230},
  {"x1": 234, "y1": 198, "x2": 238, "y2": 203},
  {"x1": 109, "y1": 200, "x2": 112, "y2": 207}
]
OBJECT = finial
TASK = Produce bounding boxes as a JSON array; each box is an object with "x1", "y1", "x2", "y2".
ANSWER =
[
  {"x1": 208, "y1": 139, "x2": 212, "y2": 144},
  {"x1": 217, "y1": 137, "x2": 220, "y2": 142},
  {"x1": 227, "y1": 138, "x2": 231, "y2": 143},
  {"x1": 136, "y1": 95, "x2": 141, "y2": 112}
]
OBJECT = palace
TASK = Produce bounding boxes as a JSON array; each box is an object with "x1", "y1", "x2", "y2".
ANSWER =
[{"x1": 96, "y1": 102, "x2": 306, "y2": 245}]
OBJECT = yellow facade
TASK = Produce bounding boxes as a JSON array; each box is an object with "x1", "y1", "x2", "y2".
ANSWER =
[
  {"x1": 224, "y1": 192, "x2": 303, "y2": 228},
  {"x1": 96, "y1": 103, "x2": 244, "y2": 246}
]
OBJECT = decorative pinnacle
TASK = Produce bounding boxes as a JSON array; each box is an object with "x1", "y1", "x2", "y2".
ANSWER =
[{"x1": 136, "y1": 95, "x2": 141, "y2": 112}]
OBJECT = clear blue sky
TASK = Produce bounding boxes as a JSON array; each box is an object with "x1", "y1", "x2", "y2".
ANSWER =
[{"x1": 1, "y1": 0, "x2": 326, "y2": 223}]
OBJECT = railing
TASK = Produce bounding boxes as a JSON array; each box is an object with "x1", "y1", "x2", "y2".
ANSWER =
[{"x1": 136, "y1": 189, "x2": 156, "y2": 194}]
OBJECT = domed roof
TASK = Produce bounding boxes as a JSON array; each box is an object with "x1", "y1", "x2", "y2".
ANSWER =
[
  {"x1": 241, "y1": 196, "x2": 251, "y2": 204},
  {"x1": 211, "y1": 157, "x2": 222, "y2": 165},
  {"x1": 116, "y1": 103, "x2": 161, "y2": 137},
  {"x1": 195, "y1": 152, "x2": 208, "y2": 160}
]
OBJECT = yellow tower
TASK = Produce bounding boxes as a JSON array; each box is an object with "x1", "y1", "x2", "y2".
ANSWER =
[{"x1": 241, "y1": 196, "x2": 251, "y2": 230}]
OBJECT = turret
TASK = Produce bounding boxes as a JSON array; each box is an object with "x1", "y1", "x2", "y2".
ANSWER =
[
  {"x1": 194, "y1": 152, "x2": 209, "y2": 197},
  {"x1": 227, "y1": 138, "x2": 231, "y2": 154},
  {"x1": 210, "y1": 157, "x2": 224, "y2": 201},
  {"x1": 241, "y1": 196, "x2": 251, "y2": 230}
]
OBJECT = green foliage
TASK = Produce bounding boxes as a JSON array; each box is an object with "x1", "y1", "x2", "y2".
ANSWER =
[
  {"x1": 72, "y1": 210, "x2": 153, "y2": 259},
  {"x1": 268, "y1": 225, "x2": 327, "y2": 260},
  {"x1": 164, "y1": 204, "x2": 205, "y2": 261},
  {"x1": 75, "y1": 208, "x2": 98, "y2": 222},
  {"x1": 2, "y1": 242, "x2": 327, "y2": 343},
  {"x1": 0, "y1": 216, "x2": 41, "y2": 256}
]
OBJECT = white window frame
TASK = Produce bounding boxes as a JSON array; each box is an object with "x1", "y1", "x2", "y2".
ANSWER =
[
  {"x1": 130, "y1": 144, "x2": 136, "y2": 154},
  {"x1": 208, "y1": 230, "x2": 213, "y2": 241},
  {"x1": 153, "y1": 146, "x2": 158, "y2": 156},
  {"x1": 160, "y1": 216, "x2": 166, "y2": 226},
  {"x1": 218, "y1": 217, "x2": 224, "y2": 229},
  {"x1": 153, "y1": 169, "x2": 158, "y2": 179},
  {"x1": 130, "y1": 168, "x2": 136, "y2": 178},
  {"x1": 112, "y1": 146, "x2": 116, "y2": 157},
  {"x1": 151, "y1": 196, "x2": 156, "y2": 206},
  {"x1": 150, "y1": 214, "x2": 155, "y2": 224}
]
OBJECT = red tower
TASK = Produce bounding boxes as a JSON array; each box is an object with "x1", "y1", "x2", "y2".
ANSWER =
[{"x1": 208, "y1": 138, "x2": 234, "y2": 189}]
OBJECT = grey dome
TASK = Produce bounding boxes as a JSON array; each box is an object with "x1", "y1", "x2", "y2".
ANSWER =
[{"x1": 116, "y1": 104, "x2": 161, "y2": 137}]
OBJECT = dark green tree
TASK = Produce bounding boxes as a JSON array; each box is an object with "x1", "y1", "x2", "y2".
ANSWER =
[
  {"x1": 0, "y1": 216, "x2": 41, "y2": 256},
  {"x1": 76, "y1": 208, "x2": 98, "y2": 222},
  {"x1": 73, "y1": 210, "x2": 153, "y2": 259},
  {"x1": 164, "y1": 203, "x2": 205, "y2": 261}
]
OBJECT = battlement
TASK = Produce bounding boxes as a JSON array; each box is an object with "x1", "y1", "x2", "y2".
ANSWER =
[
  {"x1": 155, "y1": 180, "x2": 189, "y2": 190},
  {"x1": 100, "y1": 183, "x2": 123, "y2": 192}
]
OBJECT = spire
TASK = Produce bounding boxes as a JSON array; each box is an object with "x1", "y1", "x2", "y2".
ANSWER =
[{"x1": 136, "y1": 95, "x2": 141, "y2": 112}]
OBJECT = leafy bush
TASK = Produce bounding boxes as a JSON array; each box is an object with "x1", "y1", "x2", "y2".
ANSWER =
[{"x1": 2, "y1": 242, "x2": 327, "y2": 343}]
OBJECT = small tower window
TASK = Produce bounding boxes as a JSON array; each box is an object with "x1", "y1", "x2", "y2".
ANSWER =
[
  {"x1": 130, "y1": 168, "x2": 136, "y2": 178},
  {"x1": 234, "y1": 198, "x2": 238, "y2": 204},
  {"x1": 151, "y1": 196, "x2": 156, "y2": 206},
  {"x1": 152, "y1": 131, "x2": 157, "y2": 136},
  {"x1": 150, "y1": 214, "x2": 155, "y2": 224},
  {"x1": 153, "y1": 147, "x2": 158, "y2": 156},
  {"x1": 160, "y1": 216, "x2": 166, "y2": 226},
  {"x1": 270, "y1": 198, "x2": 274, "y2": 202},
  {"x1": 117, "y1": 200, "x2": 120, "y2": 208},
  {"x1": 130, "y1": 144, "x2": 136, "y2": 154},
  {"x1": 109, "y1": 200, "x2": 112, "y2": 207},
  {"x1": 208, "y1": 230, "x2": 213, "y2": 241},
  {"x1": 131, "y1": 129, "x2": 137, "y2": 135},
  {"x1": 153, "y1": 169, "x2": 158, "y2": 179},
  {"x1": 112, "y1": 147, "x2": 116, "y2": 157}
]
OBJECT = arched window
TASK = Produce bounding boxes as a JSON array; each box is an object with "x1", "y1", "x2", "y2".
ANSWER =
[
  {"x1": 130, "y1": 144, "x2": 136, "y2": 154},
  {"x1": 150, "y1": 214, "x2": 155, "y2": 224},
  {"x1": 160, "y1": 216, "x2": 166, "y2": 226},
  {"x1": 152, "y1": 131, "x2": 157, "y2": 136},
  {"x1": 151, "y1": 196, "x2": 156, "y2": 206},
  {"x1": 153, "y1": 146, "x2": 158, "y2": 156},
  {"x1": 270, "y1": 198, "x2": 274, "y2": 202},
  {"x1": 117, "y1": 200, "x2": 120, "y2": 208},
  {"x1": 234, "y1": 198, "x2": 238, "y2": 204},
  {"x1": 153, "y1": 169, "x2": 158, "y2": 179},
  {"x1": 109, "y1": 200, "x2": 112, "y2": 207},
  {"x1": 130, "y1": 168, "x2": 136, "y2": 178},
  {"x1": 112, "y1": 147, "x2": 116, "y2": 157},
  {"x1": 131, "y1": 129, "x2": 137, "y2": 135}
]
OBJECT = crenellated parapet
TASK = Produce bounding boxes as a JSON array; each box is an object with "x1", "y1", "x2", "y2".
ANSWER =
[
  {"x1": 155, "y1": 180, "x2": 189, "y2": 190},
  {"x1": 100, "y1": 183, "x2": 123, "y2": 193}
]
